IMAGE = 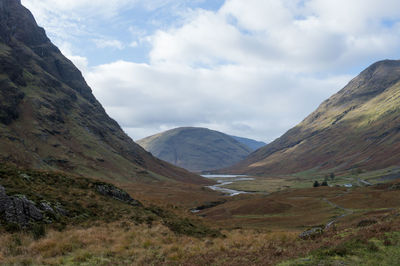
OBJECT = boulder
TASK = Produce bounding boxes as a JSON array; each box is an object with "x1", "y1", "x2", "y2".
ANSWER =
[
  {"x1": 95, "y1": 183, "x2": 142, "y2": 206},
  {"x1": 0, "y1": 185, "x2": 43, "y2": 226},
  {"x1": 299, "y1": 227, "x2": 324, "y2": 240}
]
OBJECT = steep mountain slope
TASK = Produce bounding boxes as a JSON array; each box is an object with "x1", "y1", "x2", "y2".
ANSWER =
[
  {"x1": 230, "y1": 135, "x2": 266, "y2": 152},
  {"x1": 0, "y1": 0, "x2": 208, "y2": 184},
  {"x1": 137, "y1": 127, "x2": 253, "y2": 172},
  {"x1": 226, "y1": 60, "x2": 400, "y2": 175}
]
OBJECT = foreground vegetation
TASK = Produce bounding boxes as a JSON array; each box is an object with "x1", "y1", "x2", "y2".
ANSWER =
[
  {"x1": 0, "y1": 208, "x2": 399, "y2": 265},
  {"x1": 1, "y1": 164, "x2": 400, "y2": 265}
]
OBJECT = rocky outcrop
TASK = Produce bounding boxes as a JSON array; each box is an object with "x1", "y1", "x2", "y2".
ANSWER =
[
  {"x1": 0, "y1": 185, "x2": 43, "y2": 225},
  {"x1": 95, "y1": 183, "x2": 142, "y2": 206},
  {"x1": 299, "y1": 227, "x2": 324, "y2": 240},
  {"x1": 0, "y1": 185, "x2": 71, "y2": 226}
]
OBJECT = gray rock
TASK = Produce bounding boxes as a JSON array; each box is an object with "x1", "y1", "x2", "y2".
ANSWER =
[
  {"x1": 0, "y1": 185, "x2": 5, "y2": 196},
  {"x1": 19, "y1": 173, "x2": 31, "y2": 181},
  {"x1": 299, "y1": 227, "x2": 324, "y2": 240},
  {"x1": 39, "y1": 201, "x2": 68, "y2": 217},
  {"x1": 40, "y1": 202, "x2": 55, "y2": 213},
  {"x1": 390, "y1": 183, "x2": 400, "y2": 190},
  {"x1": 95, "y1": 183, "x2": 142, "y2": 206},
  {"x1": 0, "y1": 185, "x2": 43, "y2": 226}
]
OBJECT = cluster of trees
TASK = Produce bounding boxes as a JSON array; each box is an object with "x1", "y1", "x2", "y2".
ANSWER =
[
  {"x1": 313, "y1": 173, "x2": 335, "y2": 187},
  {"x1": 313, "y1": 180, "x2": 328, "y2": 187}
]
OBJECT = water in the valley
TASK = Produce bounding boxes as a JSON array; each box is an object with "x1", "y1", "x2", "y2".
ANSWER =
[{"x1": 202, "y1": 174, "x2": 254, "y2": 196}]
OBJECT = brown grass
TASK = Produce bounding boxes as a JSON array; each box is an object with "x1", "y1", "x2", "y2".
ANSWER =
[
  {"x1": 198, "y1": 181, "x2": 400, "y2": 231},
  {"x1": 0, "y1": 221, "x2": 313, "y2": 265},
  {"x1": 2, "y1": 213, "x2": 397, "y2": 265},
  {"x1": 1, "y1": 182, "x2": 399, "y2": 265}
]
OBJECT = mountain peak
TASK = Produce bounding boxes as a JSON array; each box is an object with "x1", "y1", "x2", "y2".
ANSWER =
[
  {"x1": 138, "y1": 127, "x2": 257, "y2": 172},
  {"x1": 329, "y1": 59, "x2": 400, "y2": 108},
  {"x1": 0, "y1": 0, "x2": 48, "y2": 46}
]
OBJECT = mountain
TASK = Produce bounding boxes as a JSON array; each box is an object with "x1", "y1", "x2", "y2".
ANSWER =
[
  {"x1": 225, "y1": 59, "x2": 400, "y2": 175},
  {"x1": 230, "y1": 135, "x2": 266, "y2": 152},
  {"x1": 0, "y1": 0, "x2": 208, "y2": 184},
  {"x1": 137, "y1": 127, "x2": 255, "y2": 172}
]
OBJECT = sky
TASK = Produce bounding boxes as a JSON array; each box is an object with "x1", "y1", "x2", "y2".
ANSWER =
[{"x1": 21, "y1": 0, "x2": 400, "y2": 142}]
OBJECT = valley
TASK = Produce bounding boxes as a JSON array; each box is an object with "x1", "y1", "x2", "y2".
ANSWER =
[
  {"x1": 1, "y1": 0, "x2": 400, "y2": 265},
  {"x1": 202, "y1": 174, "x2": 255, "y2": 196}
]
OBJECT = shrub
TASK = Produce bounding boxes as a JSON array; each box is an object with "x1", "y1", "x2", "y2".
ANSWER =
[
  {"x1": 4, "y1": 222, "x2": 21, "y2": 233},
  {"x1": 32, "y1": 223, "x2": 46, "y2": 240}
]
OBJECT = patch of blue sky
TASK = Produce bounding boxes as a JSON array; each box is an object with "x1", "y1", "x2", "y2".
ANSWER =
[
  {"x1": 194, "y1": 0, "x2": 225, "y2": 11},
  {"x1": 74, "y1": 0, "x2": 226, "y2": 66},
  {"x1": 382, "y1": 18, "x2": 399, "y2": 28}
]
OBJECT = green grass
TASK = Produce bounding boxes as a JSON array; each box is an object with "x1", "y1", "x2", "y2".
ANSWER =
[
  {"x1": 280, "y1": 231, "x2": 400, "y2": 265},
  {"x1": 221, "y1": 166, "x2": 400, "y2": 194}
]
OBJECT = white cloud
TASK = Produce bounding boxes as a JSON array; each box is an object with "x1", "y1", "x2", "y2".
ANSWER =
[
  {"x1": 130, "y1": 41, "x2": 139, "y2": 48},
  {"x1": 20, "y1": 0, "x2": 400, "y2": 142},
  {"x1": 86, "y1": 60, "x2": 351, "y2": 141},
  {"x1": 68, "y1": 55, "x2": 89, "y2": 74},
  {"x1": 94, "y1": 39, "x2": 125, "y2": 50}
]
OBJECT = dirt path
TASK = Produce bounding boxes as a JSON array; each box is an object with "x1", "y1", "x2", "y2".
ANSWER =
[{"x1": 322, "y1": 197, "x2": 354, "y2": 229}]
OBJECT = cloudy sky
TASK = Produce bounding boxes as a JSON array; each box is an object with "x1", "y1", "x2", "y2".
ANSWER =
[{"x1": 21, "y1": 0, "x2": 400, "y2": 142}]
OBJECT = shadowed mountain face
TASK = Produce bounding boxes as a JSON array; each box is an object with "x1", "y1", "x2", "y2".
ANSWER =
[
  {"x1": 0, "y1": 0, "x2": 208, "y2": 184},
  {"x1": 137, "y1": 127, "x2": 256, "y2": 172},
  {"x1": 230, "y1": 136, "x2": 266, "y2": 152},
  {"x1": 225, "y1": 60, "x2": 400, "y2": 175}
]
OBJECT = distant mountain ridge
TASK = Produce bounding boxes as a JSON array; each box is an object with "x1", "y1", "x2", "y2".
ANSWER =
[
  {"x1": 137, "y1": 127, "x2": 261, "y2": 172},
  {"x1": 230, "y1": 135, "x2": 266, "y2": 151},
  {"x1": 0, "y1": 0, "x2": 207, "y2": 185},
  {"x1": 223, "y1": 59, "x2": 400, "y2": 176}
]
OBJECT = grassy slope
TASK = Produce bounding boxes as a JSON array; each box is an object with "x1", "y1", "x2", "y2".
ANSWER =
[
  {"x1": 0, "y1": 164, "x2": 219, "y2": 237},
  {"x1": 225, "y1": 60, "x2": 400, "y2": 177}
]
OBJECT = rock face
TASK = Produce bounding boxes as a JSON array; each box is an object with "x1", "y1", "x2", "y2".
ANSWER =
[
  {"x1": 299, "y1": 227, "x2": 324, "y2": 240},
  {"x1": 138, "y1": 127, "x2": 255, "y2": 172},
  {"x1": 0, "y1": 0, "x2": 207, "y2": 185},
  {"x1": 95, "y1": 183, "x2": 142, "y2": 206},
  {"x1": 225, "y1": 60, "x2": 400, "y2": 175},
  {"x1": 0, "y1": 185, "x2": 43, "y2": 225}
]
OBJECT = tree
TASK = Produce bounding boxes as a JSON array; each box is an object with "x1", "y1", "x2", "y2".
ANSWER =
[
  {"x1": 313, "y1": 181, "x2": 320, "y2": 187},
  {"x1": 330, "y1": 173, "x2": 335, "y2": 180}
]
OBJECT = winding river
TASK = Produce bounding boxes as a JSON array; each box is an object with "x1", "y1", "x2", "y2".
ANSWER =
[{"x1": 202, "y1": 174, "x2": 254, "y2": 196}]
